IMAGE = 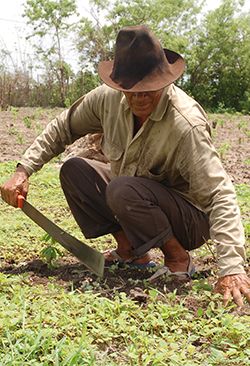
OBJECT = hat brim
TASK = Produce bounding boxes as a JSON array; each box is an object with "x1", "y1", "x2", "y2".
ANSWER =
[{"x1": 98, "y1": 49, "x2": 185, "y2": 92}]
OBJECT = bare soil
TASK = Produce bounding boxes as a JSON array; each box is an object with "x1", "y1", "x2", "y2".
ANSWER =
[
  {"x1": 0, "y1": 108, "x2": 249, "y2": 183},
  {"x1": 0, "y1": 107, "x2": 249, "y2": 308}
]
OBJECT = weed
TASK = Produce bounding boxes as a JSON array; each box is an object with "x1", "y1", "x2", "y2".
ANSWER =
[
  {"x1": 0, "y1": 158, "x2": 249, "y2": 365},
  {"x1": 244, "y1": 159, "x2": 250, "y2": 165},
  {"x1": 238, "y1": 119, "x2": 250, "y2": 140},
  {"x1": 8, "y1": 126, "x2": 25, "y2": 145},
  {"x1": 238, "y1": 120, "x2": 248, "y2": 131},
  {"x1": 23, "y1": 116, "x2": 32, "y2": 128},
  {"x1": 10, "y1": 106, "x2": 19, "y2": 119},
  {"x1": 218, "y1": 142, "x2": 230, "y2": 160},
  {"x1": 40, "y1": 233, "x2": 63, "y2": 269}
]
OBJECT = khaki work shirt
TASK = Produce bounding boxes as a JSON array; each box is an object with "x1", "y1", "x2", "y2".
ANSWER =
[{"x1": 20, "y1": 84, "x2": 246, "y2": 277}]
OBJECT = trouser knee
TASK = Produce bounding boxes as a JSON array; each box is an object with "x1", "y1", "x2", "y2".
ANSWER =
[
  {"x1": 106, "y1": 176, "x2": 138, "y2": 216},
  {"x1": 60, "y1": 157, "x2": 77, "y2": 182},
  {"x1": 59, "y1": 157, "x2": 90, "y2": 188}
]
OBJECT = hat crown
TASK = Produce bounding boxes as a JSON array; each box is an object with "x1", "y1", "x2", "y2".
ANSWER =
[
  {"x1": 98, "y1": 25, "x2": 185, "y2": 92},
  {"x1": 111, "y1": 26, "x2": 166, "y2": 89}
]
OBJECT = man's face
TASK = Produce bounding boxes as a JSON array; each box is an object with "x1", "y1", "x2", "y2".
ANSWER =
[{"x1": 123, "y1": 89, "x2": 163, "y2": 122}]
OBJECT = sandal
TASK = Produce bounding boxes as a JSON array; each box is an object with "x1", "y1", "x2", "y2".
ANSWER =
[
  {"x1": 104, "y1": 249, "x2": 156, "y2": 268},
  {"x1": 148, "y1": 252, "x2": 195, "y2": 282}
]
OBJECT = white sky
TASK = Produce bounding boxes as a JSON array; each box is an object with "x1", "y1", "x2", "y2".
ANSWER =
[
  {"x1": 0, "y1": 0, "x2": 90, "y2": 72},
  {"x1": 0, "y1": 0, "x2": 249, "y2": 74}
]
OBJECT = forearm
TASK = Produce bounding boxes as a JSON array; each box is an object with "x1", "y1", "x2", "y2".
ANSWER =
[
  {"x1": 18, "y1": 90, "x2": 104, "y2": 176},
  {"x1": 19, "y1": 109, "x2": 75, "y2": 175},
  {"x1": 177, "y1": 126, "x2": 247, "y2": 277}
]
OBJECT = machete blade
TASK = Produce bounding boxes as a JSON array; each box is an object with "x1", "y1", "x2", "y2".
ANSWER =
[{"x1": 18, "y1": 195, "x2": 104, "y2": 277}]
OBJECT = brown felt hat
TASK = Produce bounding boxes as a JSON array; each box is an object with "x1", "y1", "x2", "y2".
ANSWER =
[{"x1": 98, "y1": 25, "x2": 185, "y2": 92}]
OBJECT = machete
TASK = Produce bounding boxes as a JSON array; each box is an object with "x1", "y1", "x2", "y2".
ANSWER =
[{"x1": 17, "y1": 195, "x2": 104, "y2": 277}]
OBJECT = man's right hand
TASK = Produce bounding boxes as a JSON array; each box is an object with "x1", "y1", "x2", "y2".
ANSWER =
[{"x1": 0, "y1": 165, "x2": 29, "y2": 207}]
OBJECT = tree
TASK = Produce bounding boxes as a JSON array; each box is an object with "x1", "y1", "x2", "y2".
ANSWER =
[
  {"x1": 184, "y1": 0, "x2": 250, "y2": 111},
  {"x1": 23, "y1": 0, "x2": 77, "y2": 106},
  {"x1": 76, "y1": 0, "x2": 203, "y2": 71}
]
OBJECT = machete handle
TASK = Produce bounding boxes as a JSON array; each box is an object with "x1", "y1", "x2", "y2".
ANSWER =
[{"x1": 17, "y1": 194, "x2": 25, "y2": 209}]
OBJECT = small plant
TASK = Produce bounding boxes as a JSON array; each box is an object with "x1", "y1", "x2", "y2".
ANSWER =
[
  {"x1": 10, "y1": 106, "x2": 19, "y2": 119},
  {"x1": 34, "y1": 107, "x2": 43, "y2": 120},
  {"x1": 40, "y1": 233, "x2": 62, "y2": 269},
  {"x1": 8, "y1": 126, "x2": 18, "y2": 136},
  {"x1": 244, "y1": 159, "x2": 250, "y2": 165},
  {"x1": 216, "y1": 118, "x2": 225, "y2": 128},
  {"x1": 23, "y1": 116, "x2": 32, "y2": 128},
  {"x1": 8, "y1": 127, "x2": 25, "y2": 145},
  {"x1": 237, "y1": 120, "x2": 248, "y2": 131},
  {"x1": 218, "y1": 142, "x2": 230, "y2": 160},
  {"x1": 237, "y1": 120, "x2": 250, "y2": 140}
]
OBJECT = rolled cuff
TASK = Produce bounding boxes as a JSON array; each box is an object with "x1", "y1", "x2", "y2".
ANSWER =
[
  {"x1": 17, "y1": 161, "x2": 36, "y2": 176},
  {"x1": 132, "y1": 227, "x2": 174, "y2": 257}
]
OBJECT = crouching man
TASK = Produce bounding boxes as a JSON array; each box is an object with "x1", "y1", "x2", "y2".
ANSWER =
[{"x1": 1, "y1": 25, "x2": 249, "y2": 307}]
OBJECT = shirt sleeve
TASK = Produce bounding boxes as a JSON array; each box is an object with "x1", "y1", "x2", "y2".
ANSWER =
[
  {"x1": 19, "y1": 87, "x2": 104, "y2": 175},
  {"x1": 176, "y1": 125, "x2": 246, "y2": 277}
]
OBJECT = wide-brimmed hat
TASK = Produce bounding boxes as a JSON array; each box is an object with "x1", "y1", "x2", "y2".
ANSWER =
[{"x1": 98, "y1": 25, "x2": 185, "y2": 92}]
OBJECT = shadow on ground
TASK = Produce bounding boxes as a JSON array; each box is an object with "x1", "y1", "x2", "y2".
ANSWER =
[{"x1": 0, "y1": 257, "x2": 211, "y2": 302}]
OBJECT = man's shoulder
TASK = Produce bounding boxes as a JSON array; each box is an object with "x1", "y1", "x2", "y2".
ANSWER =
[
  {"x1": 89, "y1": 84, "x2": 122, "y2": 98},
  {"x1": 168, "y1": 85, "x2": 208, "y2": 128}
]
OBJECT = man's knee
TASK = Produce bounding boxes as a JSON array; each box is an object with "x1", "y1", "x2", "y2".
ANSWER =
[
  {"x1": 106, "y1": 176, "x2": 139, "y2": 214},
  {"x1": 60, "y1": 157, "x2": 88, "y2": 182},
  {"x1": 60, "y1": 157, "x2": 78, "y2": 176}
]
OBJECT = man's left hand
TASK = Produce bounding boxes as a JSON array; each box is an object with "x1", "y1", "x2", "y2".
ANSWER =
[{"x1": 215, "y1": 273, "x2": 250, "y2": 307}]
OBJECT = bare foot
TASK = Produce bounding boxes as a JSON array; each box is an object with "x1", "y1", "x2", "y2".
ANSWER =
[
  {"x1": 161, "y1": 237, "x2": 190, "y2": 273},
  {"x1": 164, "y1": 257, "x2": 190, "y2": 273}
]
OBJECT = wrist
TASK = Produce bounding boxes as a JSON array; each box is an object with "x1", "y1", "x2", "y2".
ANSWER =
[{"x1": 16, "y1": 164, "x2": 29, "y2": 178}]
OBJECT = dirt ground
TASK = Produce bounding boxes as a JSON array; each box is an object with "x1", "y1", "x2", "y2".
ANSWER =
[
  {"x1": 0, "y1": 107, "x2": 249, "y2": 307},
  {"x1": 0, "y1": 107, "x2": 249, "y2": 183}
]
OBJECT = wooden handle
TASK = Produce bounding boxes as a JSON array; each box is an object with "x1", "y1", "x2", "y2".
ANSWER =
[{"x1": 17, "y1": 194, "x2": 25, "y2": 209}]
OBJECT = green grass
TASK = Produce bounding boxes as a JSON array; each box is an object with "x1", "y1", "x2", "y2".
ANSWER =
[{"x1": 0, "y1": 161, "x2": 249, "y2": 365}]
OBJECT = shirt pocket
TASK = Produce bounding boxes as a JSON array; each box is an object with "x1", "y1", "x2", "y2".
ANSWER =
[{"x1": 101, "y1": 139, "x2": 124, "y2": 176}]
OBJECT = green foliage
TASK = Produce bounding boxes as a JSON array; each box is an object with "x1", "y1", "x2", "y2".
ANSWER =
[
  {"x1": 23, "y1": 0, "x2": 78, "y2": 106},
  {"x1": 24, "y1": 0, "x2": 77, "y2": 35},
  {"x1": 185, "y1": 0, "x2": 250, "y2": 112},
  {"x1": 23, "y1": 116, "x2": 32, "y2": 128},
  {"x1": 76, "y1": 0, "x2": 203, "y2": 70},
  {"x1": 65, "y1": 70, "x2": 100, "y2": 105},
  {"x1": 217, "y1": 142, "x2": 231, "y2": 160},
  {"x1": 1, "y1": 0, "x2": 249, "y2": 111},
  {"x1": 0, "y1": 130, "x2": 249, "y2": 365},
  {"x1": 40, "y1": 233, "x2": 63, "y2": 268}
]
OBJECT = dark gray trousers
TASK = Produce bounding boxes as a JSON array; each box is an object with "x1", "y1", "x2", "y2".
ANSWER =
[{"x1": 59, "y1": 157, "x2": 210, "y2": 257}]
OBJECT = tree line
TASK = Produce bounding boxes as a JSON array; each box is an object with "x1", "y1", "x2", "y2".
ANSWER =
[{"x1": 0, "y1": 0, "x2": 249, "y2": 113}]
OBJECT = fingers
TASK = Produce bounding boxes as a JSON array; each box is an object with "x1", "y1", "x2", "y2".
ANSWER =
[
  {"x1": 232, "y1": 288, "x2": 244, "y2": 308},
  {"x1": 0, "y1": 172, "x2": 29, "y2": 207},
  {"x1": 1, "y1": 184, "x2": 17, "y2": 207},
  {"x1": 22, "y1": 180, "x2": 29, "y2": 198},
  {"x1": 215, "y1": 274, "x2": 250, "y2": 308},
  {"x1": 241, "y1": 287, "x2": 250, "y2": 304},
  {"x1": 223, "y1": 287, "x2": 231, "y2": 306}
]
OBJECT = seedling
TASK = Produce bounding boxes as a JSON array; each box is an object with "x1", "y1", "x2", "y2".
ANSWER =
[
  {"x1": 10, "y1": 106, "x2": 19, "y2": 119},
  {"x1": 218, "y1": 142, "x2": 230, "y2": 160},
  {"x1": 40, "y1": 233, "x2": 62, "y2": 269},
  {"x1": 23, "y1": 116, "x2": 32, "y2": 128}
]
